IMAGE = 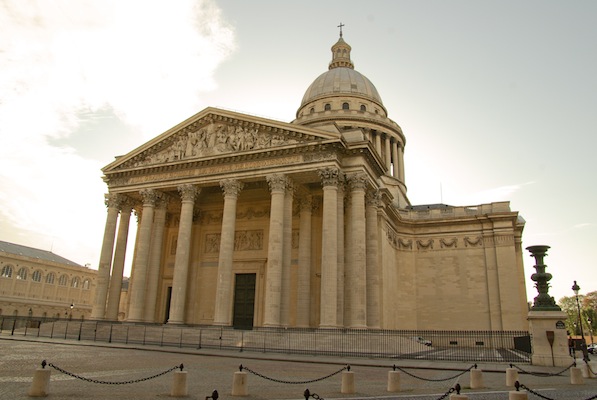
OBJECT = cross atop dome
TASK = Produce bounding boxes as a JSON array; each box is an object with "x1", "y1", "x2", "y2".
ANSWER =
[{"x1": 338, "y1": 22, "x2": 344, "y2": 38}]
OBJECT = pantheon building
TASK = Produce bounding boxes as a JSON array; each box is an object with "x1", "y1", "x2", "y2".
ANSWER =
[{"x1": 91, "y1": 34, "x2": 528, "y2": 331}]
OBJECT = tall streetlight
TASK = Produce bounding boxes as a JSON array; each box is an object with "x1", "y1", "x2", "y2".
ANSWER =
[{"x1": 572, "y1": 281, "x2": 590, "y2": 361}]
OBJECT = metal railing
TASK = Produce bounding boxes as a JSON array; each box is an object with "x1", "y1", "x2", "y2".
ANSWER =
[{"x1": 0, "y1": 316, "x2": 531, "y2": 363}]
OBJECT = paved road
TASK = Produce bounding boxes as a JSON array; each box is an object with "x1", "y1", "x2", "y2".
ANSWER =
[{"x1": 0, "y1": 335, "x2": 595, "y2": 400}]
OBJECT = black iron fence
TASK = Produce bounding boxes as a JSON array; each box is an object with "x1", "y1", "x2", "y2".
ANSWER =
[{"x1": 0, "y1": 316, "x2": 531, "y2": 363}]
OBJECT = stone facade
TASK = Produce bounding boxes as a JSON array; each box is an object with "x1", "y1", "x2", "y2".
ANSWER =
[
  {"x1": 0, "y1": 241, "x2": 96, "y2": 320},
  {"x1": 92, "y1": 35, "x2": 528, "y2": 330}
]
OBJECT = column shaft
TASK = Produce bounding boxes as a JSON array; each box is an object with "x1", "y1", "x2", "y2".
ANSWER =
[
  {"x1": 318, "y1": 168, "x2": 339, "y2": 328},
  {"x1": 336, "y1": 180, "x2": 345, "y2": 327},
  {"x1": 391, "y1": 140, "x2": 399, "y2": 178},
  {"x1": 128, "y1": 189, "x2": 158, "y2": 322},
  {"x1": 213, "y1": 180, "x2": 243, "y2": 325},
  {"x1": 366, "y1": 191, "x2": 381, "y2": 328},
  {"x1": 374, "y1": 132, "x2": 382, "y2": 158},
  {"x1": 91, "y1": 194, "x2": 122, "y2": 320},
  {"x1": 398, "y1": 143, "x2": 405, "y2": 182},
  {"x1": 384, "y1": 135, "x2": 392, "y2": 173},
  {"x1": 263, "y1": 175, "x2": 287, "y2": 327},
  {"x1": 168, "y1": 185, "x2": 199, "y2": 324},
  {"x1": 144, "y1": 197, "x2": 168, "y2": 322},
  {"x1": 105, "y1": 202, "x2": 132, "y2": 321},
  {"x1": 296, "y1": 196, "x2": 312, "y2": 327},
  {"x1": 347, "y1": 174, "x2": 367, "y2": 328},
  {"x1": 280, "y1": 182, "x2": 294, "y2": 327}
]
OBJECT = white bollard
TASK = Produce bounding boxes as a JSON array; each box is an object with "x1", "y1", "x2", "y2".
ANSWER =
[
  {"x1": 509, "y1": 390, "x2": 528, "y2": 400},
  {"x1": 570, "y1": 367, "x2": 584, "y2": 385},
  {"x1": 580, "y1": 363, "x2": 590, "y2": 378},
  {"x1": 469, "y1": 368, "x2": 484, "y2": 389},
  {"x1": 170, "y1": 370, "x2": 188, "y2": 397},
  {"x1": 506, "y1": 367, "x2": 519, "y2": 387},
  {"x1": 232, "y1": 371, "x2": 248, "y2": 396},
  {"x1": 341, "y1": 370, "x2": 355, "y2": 394},
  {"x1": 28, "y1": 363, "x2": 51, "y2": 397},
  {"x1": 387, "y1": 370, "x2": 400, "y2": 392},
  {"x1": 450, "y1": 394, "x2": 468, "y2": 400}
]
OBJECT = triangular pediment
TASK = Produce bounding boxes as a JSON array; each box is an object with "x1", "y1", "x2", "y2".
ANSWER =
[{"x1": 104, "y1": 107, "x2": 339, "y2": 172}]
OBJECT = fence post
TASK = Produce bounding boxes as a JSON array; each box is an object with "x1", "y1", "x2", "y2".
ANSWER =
[
  {"x1": 341, "y1": 366, "x2": 355, "y2": 394},
  {"x1": 570, "y1": 366, "x2": 584, "y2": 384},
  {"x1": 469, "y1": 366, "x2": 483, "y2": 389},
  {"x1": 387, "y1": 368, "x2": 400, "y2": 392},
  {"x1": 509, "y1": 382, "x2": 528, "y2": 400},
  {"x1": 170, "y1": 364, "x2": 187, "y2": 397},
  {"x1": 28, "y1": 361, "x2": 51, "y2": 397},
  {"x1": 232, "y1": 366, "x2": 248, "y2": 396},
  {"x1": 506, "y1": 366, "x2": 518, "y2": 386}
]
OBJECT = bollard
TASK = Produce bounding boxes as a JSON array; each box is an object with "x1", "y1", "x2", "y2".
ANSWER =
[
  {"x1": 232, "y1": 365, "x2": 248, "y2": 396},
  {"x1": 469, "y1": 366, "x2": 484, "y2": 389},
  {"x1": 570, "y1": 367, "x2": 584, "y2": 385},
  {"x1": 509, "y1": 382, "x2": 528, "y2": 400},
  {"x1": 28, "y1": 360, "x2": 51, "y2": 397},
  {"x1": 506, "y1": 367, "x2": 518, "y2": 387},
  {"x1": 341, "y1": 366, "x2": 355, "y2": 394},
  {"x1": 449, "y1": 383, "x2": 467, "y2": 400},
  {"x1": 387, "y1": 369, "x2": 400, "y2": 392},
  {"x1": 579, "y1": 363, "x2": 590, "y2": 378},
  {"x1": 170, "y1": 364, "x2": 187, "y2": 397}
]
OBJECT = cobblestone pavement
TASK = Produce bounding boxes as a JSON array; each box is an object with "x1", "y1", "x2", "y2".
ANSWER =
[{"x1": 0, "y1": 335, "x2": 595, "y2": 400}]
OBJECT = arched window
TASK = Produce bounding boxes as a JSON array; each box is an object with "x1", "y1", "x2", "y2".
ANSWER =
[
  {"x1": 309, "y1": 107, "x2": 314, "y2": 114},
  {"x1": 71, "y1": 277, "x2": 80, "y2": 288},
  {"x1": 46, "y1": 273, "x2": 55, "y2": 284},
  {"x1": 58, "y1": 275, "x2": 68, "y2": 286},
  {"x1": 360, "y1": 105, "x2": 366, "y2": 112},
  {"x1": 324, "y1": 103, "x2": 331, "y2": 111},
  {"x1": 16, "y1": 267, "x2": 27, "y2": 280},
  {"x1": 342, "y1": 102, "x2": 349, "y2": 110},
  {"x1": 82, "y1": 279, "x2": 91, "y2": 290},
  {"x1": 1, "y1": 265, "x2": 13, "y2": 278},
  {"x1": 32, "y1": 270, "x2": 42, "y2": 282}
]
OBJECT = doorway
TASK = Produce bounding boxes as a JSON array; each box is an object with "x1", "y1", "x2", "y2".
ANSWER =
[{"x1": 233, "y1": 273, "x2": 256, "y2": 330}]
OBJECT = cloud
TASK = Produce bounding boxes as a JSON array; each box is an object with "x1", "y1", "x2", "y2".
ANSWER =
[{"x1": 0, "y1": 0, "x2": 236, "y2": 264}]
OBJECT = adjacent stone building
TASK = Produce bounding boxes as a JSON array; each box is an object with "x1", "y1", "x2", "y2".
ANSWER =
[
  {"x1": 92, "y1": 34, "x2": 528, "y2": 331},
  {"x1": 0, "y1": 240, "x2": 96, "y2": 320}
]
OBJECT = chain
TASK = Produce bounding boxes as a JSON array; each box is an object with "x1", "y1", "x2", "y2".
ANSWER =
[
  {"x1": 510, "y1": 362, "x2": 575, "y2": 377},
  {"x1": 434, "y1": 386, "x2": 455, "y2": 400},
  {"x1": 240, "y1": 364, "x2": 348, "y2": 385},
  {"x1": 517, "y1": 383, "x2": 555, "y2": 400},
  {"x1": 47, "y1": 362, "x2": 182, "y2": 385},
  {"x1": 394, "y1": 365, "x2": 475, "y2": 382}
]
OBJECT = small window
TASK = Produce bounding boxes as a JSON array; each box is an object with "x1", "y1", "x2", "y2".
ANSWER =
[
  {"x1": 324, "y1": 103, "x2": 331, "y2": 111},
  {"x1": 82, "y1": 279, "x2": 91, "y2": 290},
  {"x1": 309, "y1": 107, "x2": 314, "y2": 114},
  {"x1": 72, "y1": 277, "x2": 80, "y2": 288},
  {"x1": 16, "y1": 267, "x2": 27, "y2": 280},
  {"x1": 32, "y1": 270, "x2": 42, "y2": 282},
  {"x1": 342, "y1": 102, "x2": 349, "y2": 110},
  {"x1": 58, "y1": 275, "x2": 68, "y2": 286},
  {"x1": 1, "y1": 265, "x2": 13, "y2": 278},
  {"x1": 360, "y1": 105, "x2": 366, "y2": 112},
  {"x1": 46, "y1": 273, "x2": 55, "y2": 284}
]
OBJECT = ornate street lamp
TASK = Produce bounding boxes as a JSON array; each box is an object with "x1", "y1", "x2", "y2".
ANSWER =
[
  {"x1": 572, "y1": 281, "x2": 590, "y2": 361},
  {"x1": 526, "y1": 245, "x2": 560, "y2": 310}
]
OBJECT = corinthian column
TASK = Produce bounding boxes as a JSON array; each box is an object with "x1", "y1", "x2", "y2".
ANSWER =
[
  {"x1": 391, "y1": 140, "x2": 399, "y2": 178},
  {"x1": 336, "y1": 177, "x2": 346, "y2": 327},
  {"x1": 384, "y1": 135, "x2": 392, "y2": 173},
  {"x1": 105, "y1": 199, "x2": 133, "y2": 321},
  {"x1": 398, "y1": 142, "x2": 405, "y2": 182},
  {"x1": 263, "y1": 174, "x2": 287, "y2": 327},
  {"x1": 168, "y1": 185, "x2": 199, "y2": 324},
  {"x1": 318, "y1": 167, "x2": 339, "y2": 328},
  {"x1": 347, "y1": 173, "x2": 367, "y2": 328},
  {"x1": 91, "y1": 193, "x2": 122, "y2": 320},
  {"x1": 296, "y1": 195, "x2": 312, "y2": 328},
  {"x1": 280, "y1": 180, "x2": 294, "y2": 327},
  {"x1": 366, "y1": 190, "x2": 381, "y2": 328},
  {"x1": 144, "y1": 195, "x2": 169, "y2": 322},
  {"x1": 213, "y1": 180, "x2": 243, "y2": 325},
  {"x1": 128, "y1": 189, "x2": 159, "y2": 322}
]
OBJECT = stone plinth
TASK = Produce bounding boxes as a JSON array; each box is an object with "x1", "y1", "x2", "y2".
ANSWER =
[{"x1": 528, "y1": 310, "x2": 573, "y2": 367}]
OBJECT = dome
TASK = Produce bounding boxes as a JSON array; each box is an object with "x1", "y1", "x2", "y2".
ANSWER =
[{"x1": 300, "y1": 67, "x2": 383, "y2": 107}]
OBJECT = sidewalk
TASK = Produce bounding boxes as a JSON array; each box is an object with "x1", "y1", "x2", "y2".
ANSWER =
[{"x1": 1, "y1": 334, "x2": 595, "y2": 400}]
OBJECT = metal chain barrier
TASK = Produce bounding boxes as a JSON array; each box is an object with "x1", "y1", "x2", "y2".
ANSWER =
[
  {"x1": 434, "y1": 384, "x2": 460, "y2": 400},
  {"x1": 516, "y1": 382, "x2": 555, "y2": 400},
  {"x1": 44, "y1": 359, "x2": 183, "y2": 385},
  {"x1": 240, "y1": 364, "x2": 349, "y2": 385},
  {"x1": 393, "y1": 364, "x2": 476, "y2": 382},
  {"x1": 510, "y1": 362, "x2": 575, "y2": 377},
  {"x1": 585, "y1": 360, "x2": 597, "y2": 378}
]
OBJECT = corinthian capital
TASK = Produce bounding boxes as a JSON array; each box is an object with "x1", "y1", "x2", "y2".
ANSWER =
[
  {"x1": 139, "y1": 189, "x2": 160, "y2": 206},
  {"x1": 104, "y1": 193, "x2": 124, "y2": 209},
  {"x1": 348, "y1": 172, "x2": 368, "y2": 191},
  {"x1": 220, "y1": 179, "x2": 244, "y2": 197},
  {"x1": 178, "y1": 184, "x2": 200, "y2": 202},
  {"x1": 318, "y1": 167, "x2": 341, "y2": 187},
  {"x1": 266, "y1": 174, "x2": 288, "y2": 192}
]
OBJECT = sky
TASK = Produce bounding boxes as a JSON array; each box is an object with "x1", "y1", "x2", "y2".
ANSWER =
[{"x1": 0, "y1": 0, "x2": 596, "y2": 303}]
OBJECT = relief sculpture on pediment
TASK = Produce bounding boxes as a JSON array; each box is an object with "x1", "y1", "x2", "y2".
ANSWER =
[{"x1": 133, "y1": 122, "x2": 301, "y2": 167}]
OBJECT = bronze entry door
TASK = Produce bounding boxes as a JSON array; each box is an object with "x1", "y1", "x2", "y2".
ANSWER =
[{"x1": 233, "y1": 273, "x2": 256, "y2": 330}]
